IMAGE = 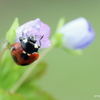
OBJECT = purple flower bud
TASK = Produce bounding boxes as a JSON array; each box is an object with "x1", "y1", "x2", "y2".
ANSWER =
[
  {"x1": 16, "y1": 18, "x2": 51, "y2": 49},
  {"x1": 59, "y1": 17, "x2": 95, "y2": 49}
]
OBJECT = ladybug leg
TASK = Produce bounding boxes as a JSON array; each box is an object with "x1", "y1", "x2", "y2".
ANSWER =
[
  {"x1": 6, "y1": 41, "x2": 12, "y2": 49},
  {"x1": 38, "y1": 35, "x2": 44, "y2": 48},
  {"x1": 22, "y1": 31, "x2": 24, "y2": 37},
  {"x1": 8, "y1": 42, "x2": 11, "y2": 46},
  {"x1": 19, "y1": 37, "x2": 24, "y2": 41},
  {"x1": 19, "y1": 31, "x2": 25, "y2": 42}
]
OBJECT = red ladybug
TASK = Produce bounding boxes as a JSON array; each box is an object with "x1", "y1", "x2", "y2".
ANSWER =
[{"x1": 10, "y1": 35, "x2": 43, "y2": 66}]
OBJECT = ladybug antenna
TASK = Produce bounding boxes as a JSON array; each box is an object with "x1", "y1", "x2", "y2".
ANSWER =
[
  {"x1": 22, "y1": 30, "x2": 29, "y2": 38},
  {"x1": 35, "y1": 35, "x2": 37, "y2": 38},
  {"x1": 22, "y1": 31, "x2": 24, "y2": 37},
  {"x1": 26, "y1": 34, "x2": 28, "y2": 38},
  {"x1": 38, "y1": 35, "x2": 44, "y2": 48},
  {"x1": 26, "y1": 31, "x2": 31, "y2": 38}
]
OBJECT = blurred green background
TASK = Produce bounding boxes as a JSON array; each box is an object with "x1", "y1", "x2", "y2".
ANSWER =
[{"x1": 0, "y1": 0, "x2": 100, "y2": 100}]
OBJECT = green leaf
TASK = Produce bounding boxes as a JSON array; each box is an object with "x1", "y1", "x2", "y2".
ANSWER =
[
  {"x1": 63, "y1": 47, "x2": 83, "y2": 55},
  {"x1": 0, "y1": 89, "x2": 25, "y2": 100},
  {"x1": 0, "y1": 50, "x2": 11, "y2": 66},
  {"x1": 0, "y1": 49, "x2": 24, "y2": 89},
  {"x1": 16, "y1": 62, "x2": 56, "y2": 100},
  {"x1": 24, "y1": 62, "x2": 47, "y2": 84},
  {"x1": 17, "y1": 83, "x2": 56, "y2": 100},
  {"x1": 6, "y1": 18, "x2": 19, "y2": 44}
]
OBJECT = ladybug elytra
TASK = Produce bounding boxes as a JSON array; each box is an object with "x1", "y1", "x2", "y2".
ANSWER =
[{"x1": 10, "y1": 34, "x2": 43, "y2": 66}]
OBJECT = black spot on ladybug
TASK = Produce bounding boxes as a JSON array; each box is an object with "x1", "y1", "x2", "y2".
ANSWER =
[
  {"x1": 12, "y1": 55, "x2": 18, "y2": 63},
  {"x1": 21, "y1": 63, "x2": 29, "y2": 66},
  {"x1": 11, "y1": 46, "x2": 15, "y2": 52},
  {"x1": 20, "y1": 53, "x2": 29, "y2": 60}
]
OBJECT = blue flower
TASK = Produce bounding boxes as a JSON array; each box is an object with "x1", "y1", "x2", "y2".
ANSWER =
[{"x1": 58, "y1": 17, "x2": 95, "y2": 50}]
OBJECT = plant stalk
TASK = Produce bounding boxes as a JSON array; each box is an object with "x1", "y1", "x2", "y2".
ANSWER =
[{"x1": 10, "y1": 46, "x2": 53, "y2": 93}]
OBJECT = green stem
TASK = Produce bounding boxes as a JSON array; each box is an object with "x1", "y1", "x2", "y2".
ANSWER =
[
  {"x1": 10, "y1": 46, "x2": 54, "y2": 93},
  {"x1": 10, "y1": 18, "x2": 64, "y2": 93}
]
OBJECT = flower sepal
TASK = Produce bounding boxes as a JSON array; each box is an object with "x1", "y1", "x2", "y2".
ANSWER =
[
  {"x1": 62, "y1": 46, "x2": 83, "y2": 55},
  {"x1": 52, "y1": 33, "x2": 64, "y2": 47},
  {"x1": 52, "y1": 18, "x2": 65, "y2": 47},
  {"x1": 6, "y1": 18, "x2": 19, "y2": 45}
]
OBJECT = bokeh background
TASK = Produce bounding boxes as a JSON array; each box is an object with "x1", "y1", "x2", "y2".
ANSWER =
[{"x1": 0, "y1": 0, "x2": 100, "y2": 100}]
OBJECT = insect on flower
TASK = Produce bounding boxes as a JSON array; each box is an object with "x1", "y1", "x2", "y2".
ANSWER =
[{"x1": 10, "y1": 18, "x2": 51, "y2": 66}]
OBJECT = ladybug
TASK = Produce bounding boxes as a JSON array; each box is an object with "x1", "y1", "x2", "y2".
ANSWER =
[{"x1": 10, "y1": 34, "x2": 43, "y2": 66}]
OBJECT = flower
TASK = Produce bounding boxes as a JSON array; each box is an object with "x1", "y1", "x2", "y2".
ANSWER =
[
  {"x1": 58, "y1": 17, "x2": 95, "y2": 50},
  {"x1": 16, "y1": 18, "x2": 51, "y2": 49}
]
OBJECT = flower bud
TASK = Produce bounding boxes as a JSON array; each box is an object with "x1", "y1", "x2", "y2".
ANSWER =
[{"x1": 58, "y1": 17, "x2": 95, "y2": 50}]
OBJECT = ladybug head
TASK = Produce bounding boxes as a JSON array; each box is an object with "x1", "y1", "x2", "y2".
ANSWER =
[
  {"x1": 27, "y1": 35, "x2": 37, "y2": 44},
  {"x1": 19, "y1": 34, "x2": 44, "y2": 54}
]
